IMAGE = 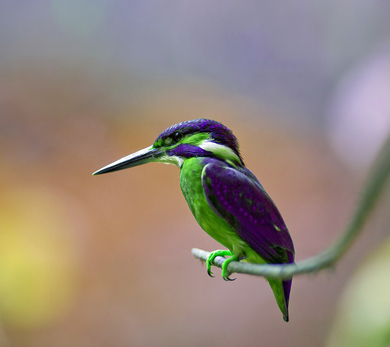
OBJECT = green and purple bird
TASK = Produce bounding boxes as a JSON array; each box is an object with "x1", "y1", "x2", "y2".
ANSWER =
[{"x1": 93, "y1": 119, "x2": 295, "y2": 321}]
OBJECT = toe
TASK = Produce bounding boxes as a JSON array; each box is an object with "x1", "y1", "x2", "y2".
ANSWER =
[{"x1": 207, "y1": 268, "x2": 215, "y2": 278}]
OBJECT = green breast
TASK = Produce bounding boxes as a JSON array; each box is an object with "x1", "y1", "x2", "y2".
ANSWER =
[{"x1": 179, "y1": 157, "x2": 245, "y2": 252}]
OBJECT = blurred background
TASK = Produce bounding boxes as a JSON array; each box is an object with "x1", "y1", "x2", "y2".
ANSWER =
[{"x1": 1, "y1": 1, "x2": 390, "y2": 346}]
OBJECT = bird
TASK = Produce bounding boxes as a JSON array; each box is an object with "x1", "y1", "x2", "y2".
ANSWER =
[{"x1": 93, "y1": 118, "x2": 295, "y2": 321}]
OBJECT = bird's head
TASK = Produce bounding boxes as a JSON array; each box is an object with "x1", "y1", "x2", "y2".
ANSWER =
[{"x1": 93, "y1": 119, "x2": 244, "y2": 175}]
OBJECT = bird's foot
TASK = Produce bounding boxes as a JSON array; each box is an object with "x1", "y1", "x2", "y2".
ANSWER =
[
  {"x1": 221, "y1": 254, "x2": 239, "y2": 281},
  {"x1": 206, "y1": 250, "x2": 232, "y2": 277},
  {"x1": 206, "y1": 250, "x2": 238, "y2": 281}
]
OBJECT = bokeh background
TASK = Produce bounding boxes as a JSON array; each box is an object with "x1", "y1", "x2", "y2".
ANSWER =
[{"x1": 1, "y1": 1, "x2": 390, "y2": 346}]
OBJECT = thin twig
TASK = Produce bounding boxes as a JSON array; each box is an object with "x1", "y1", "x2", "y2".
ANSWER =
[{"x1": 192, "y1": 134, "x2": 390, "y2": 280}]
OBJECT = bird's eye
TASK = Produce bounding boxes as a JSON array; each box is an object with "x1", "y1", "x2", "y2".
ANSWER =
[{"x1": 172, "y1": 132, "x2": 183, "y2": 142}]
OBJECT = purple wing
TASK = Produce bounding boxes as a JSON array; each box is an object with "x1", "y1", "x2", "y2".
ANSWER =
[{"x1": 202, "y1": 162, "x2": 295, "y2": 264}]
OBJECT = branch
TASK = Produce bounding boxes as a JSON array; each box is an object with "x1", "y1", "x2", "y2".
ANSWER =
[{"x1": 192, "y1": 134, "x2": 390, "y2": 280}]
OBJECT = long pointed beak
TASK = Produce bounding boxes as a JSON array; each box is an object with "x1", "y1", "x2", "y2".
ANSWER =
[{"x1": 93, "y1": 146, "x2": 163, "y2": 175}]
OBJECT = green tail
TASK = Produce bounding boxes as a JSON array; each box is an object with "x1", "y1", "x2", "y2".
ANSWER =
[
  {"x1": 245, "y1": 248, "x2": 289, "y2": 321},
  {"x1": 268, "y1": 278, "x2": 289, "y2": 322}
]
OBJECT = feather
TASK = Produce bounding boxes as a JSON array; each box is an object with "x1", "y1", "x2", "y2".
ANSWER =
[{"x1": 202, "y1": 162, "x2": 295, "y2": 262}]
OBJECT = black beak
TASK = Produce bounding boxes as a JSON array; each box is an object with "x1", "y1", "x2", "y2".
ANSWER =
[{"x1": 93, "y1": 146, "x2": 163, "y2": 175}]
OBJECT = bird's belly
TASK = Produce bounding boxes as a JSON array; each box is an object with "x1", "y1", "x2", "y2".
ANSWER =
[{"x1": 180, "y1": 158, "x2": 246, "y2": 253}]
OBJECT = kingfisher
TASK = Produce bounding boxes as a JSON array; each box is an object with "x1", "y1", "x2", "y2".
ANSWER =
[{"x1": 93, "y1": 119, "x2": 295, "y2": 321}]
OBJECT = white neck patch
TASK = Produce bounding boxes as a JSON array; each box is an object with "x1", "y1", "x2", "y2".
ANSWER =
[
  {"x1": 199, "y1": 140, "x2": 241, "y2": 164},
  {"x1": 157, "y1": 154, "x2": 184, "y2": 168}
]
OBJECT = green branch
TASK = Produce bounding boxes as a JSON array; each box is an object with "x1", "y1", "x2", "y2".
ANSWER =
[{"x1": 192, "y1": 134, "x2": 390, "y2": 280}]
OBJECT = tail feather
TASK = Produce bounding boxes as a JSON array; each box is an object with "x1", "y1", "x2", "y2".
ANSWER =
[
  {"x1": 281, "y1": 251, "x2": 295, "y2": 322},
  {"x1": 244, "y1": 248, "x2": 294, "y2": 322},
  {"x1": 268, "y1": 251, "x2": 294, "y2": 322},
  {"x1": 268, "y1": 278, "x2": 289, "y2": 321},
  {"x1": 281, "y1": 279, "x2": 292, "y2": 322}
]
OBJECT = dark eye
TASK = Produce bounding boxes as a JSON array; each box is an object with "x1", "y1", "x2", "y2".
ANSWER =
[{"x1": 172, "y1": 132, "x2": 183, "y2": 142}]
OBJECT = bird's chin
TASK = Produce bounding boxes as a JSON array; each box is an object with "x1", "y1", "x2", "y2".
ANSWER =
[{"x1": 156, "y1": 154, "x2": 184, "y2": 168}]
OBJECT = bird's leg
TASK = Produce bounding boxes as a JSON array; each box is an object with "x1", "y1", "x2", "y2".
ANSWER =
[{"x1": 206, "y1": 250, "x2": 238, "y2": 281}]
